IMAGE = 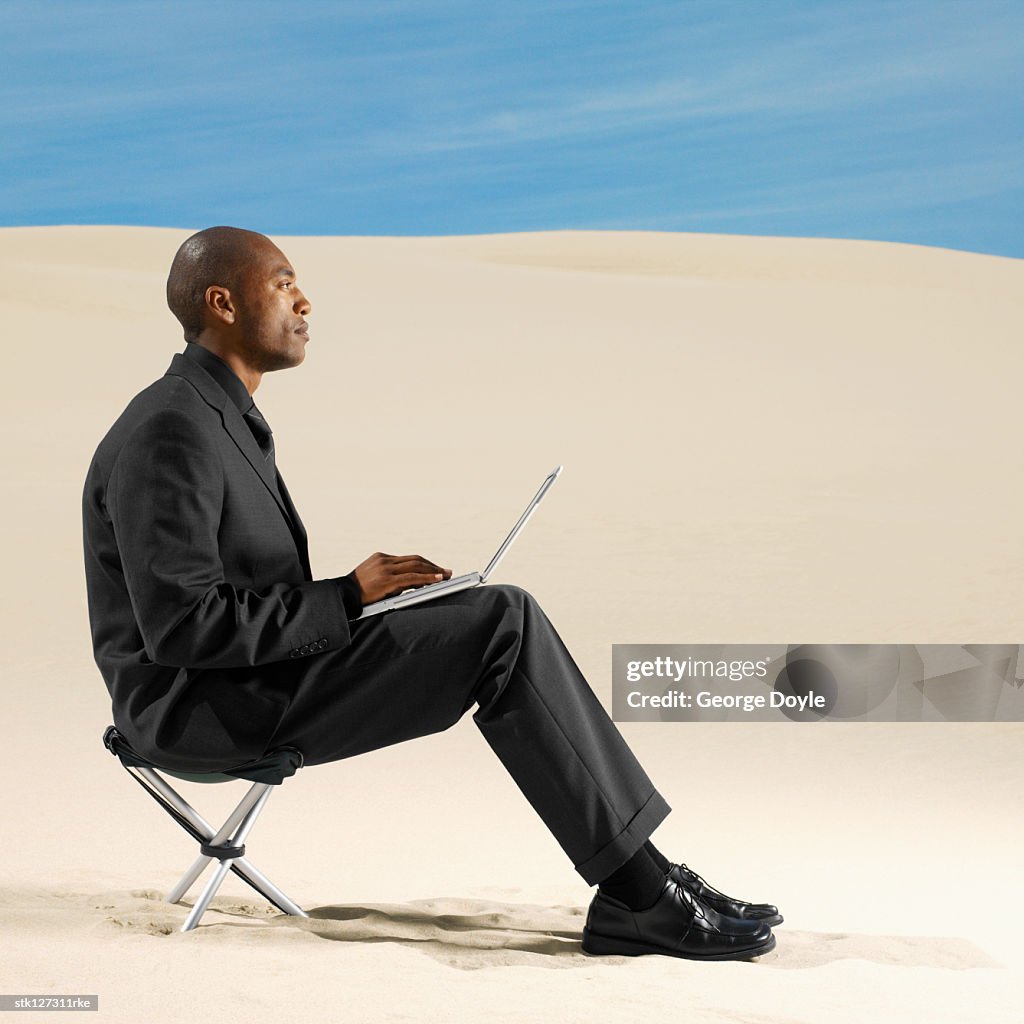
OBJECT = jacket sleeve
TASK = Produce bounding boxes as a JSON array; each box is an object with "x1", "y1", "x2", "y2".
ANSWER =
[
  {"x1": 334, "y1": 572, "x2": 364, "y2": 619},
  {"x1": 107, "y1": 407, "x2": 353, "y2": 669}
]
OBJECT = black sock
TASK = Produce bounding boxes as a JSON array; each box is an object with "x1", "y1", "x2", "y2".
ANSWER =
[
  {"x1": 597, "y1": 844, "x2": 665, "y2": 911},
  {"x1": 643, "y1": 839, "x2": 672, "y2": 874}
]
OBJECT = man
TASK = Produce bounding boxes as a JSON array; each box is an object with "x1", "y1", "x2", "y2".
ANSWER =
[{"x1": 82, "y1": 226, "x2": 781, "y2": 960}]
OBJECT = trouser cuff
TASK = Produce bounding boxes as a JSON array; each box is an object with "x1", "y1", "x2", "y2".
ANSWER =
[{"x1": 574, "y1": 789, "x2": 672, "y2": 886}]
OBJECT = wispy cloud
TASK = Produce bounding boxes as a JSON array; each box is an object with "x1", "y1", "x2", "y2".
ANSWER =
[
  {"x1": 352, "y1": 8, "x2": 1023, "y2": 157},
  {"x1": 580, "y1": 151, "x2": 1024, "y2": 231}
]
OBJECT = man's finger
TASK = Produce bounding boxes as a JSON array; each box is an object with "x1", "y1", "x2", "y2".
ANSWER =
[
  {"x1": 385, "y1": 571, "x2": 447, "y2": 592},
  {"x1": 386, "y1": 556, "x2": 450, "y2": 574}
]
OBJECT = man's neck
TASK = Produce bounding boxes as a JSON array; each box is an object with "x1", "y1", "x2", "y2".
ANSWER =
[{"x1": 192, "y1": 339, "x2": 261, "y2": 396}]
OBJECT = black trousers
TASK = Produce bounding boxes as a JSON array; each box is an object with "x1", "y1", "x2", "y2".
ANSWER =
[{"x1": 265, "y1": 583, "x2": 671, "y2": 885}]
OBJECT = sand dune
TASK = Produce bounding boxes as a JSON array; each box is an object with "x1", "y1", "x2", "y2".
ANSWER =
[{"x1": 1, "y1": 226, "x2": 1021, "y2": 1023}]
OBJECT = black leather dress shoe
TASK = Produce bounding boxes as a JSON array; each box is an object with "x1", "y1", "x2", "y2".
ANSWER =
[
  {"x1": 668, "y1": 862, "x2": 783, "y2": 927},
  {"x1": 582, "y1": 878, "x2": 776, "y2": 961}
]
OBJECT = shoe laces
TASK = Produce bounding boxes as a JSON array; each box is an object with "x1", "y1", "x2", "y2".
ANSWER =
[
  {"x1": 672, "y1": 862, "x2": 704, "y2": 893},
  {"x1": 678, "y1": 862, "x2": 755, "y2": 909},
  {"x1": 678, "y1": 862, "x2": 727, "y2": 900},
  {"x1": 673, "y1": 877, "x2": 711, "y2": 926}
]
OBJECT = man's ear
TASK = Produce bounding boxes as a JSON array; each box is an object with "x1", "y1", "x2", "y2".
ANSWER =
[{"x1": 205, "y1": 285, "x2": 236, "y2": 326}]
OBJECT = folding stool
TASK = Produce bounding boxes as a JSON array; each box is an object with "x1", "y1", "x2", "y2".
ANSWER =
[{"x1": 102, "y1": 725, "x2": 309, "y2": 932}]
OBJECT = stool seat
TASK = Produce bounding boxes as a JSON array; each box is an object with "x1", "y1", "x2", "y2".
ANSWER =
[
  {"x1": 102, "y1": 725, "x2": 303, "y2": 784},
  {"x1": 102, "y1": 725, "x2": 308, "y2": 931}
]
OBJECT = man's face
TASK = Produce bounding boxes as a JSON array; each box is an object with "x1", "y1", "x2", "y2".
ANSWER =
[{"x1": 233, "y1": 239, "x2": 312, "y2": 372}]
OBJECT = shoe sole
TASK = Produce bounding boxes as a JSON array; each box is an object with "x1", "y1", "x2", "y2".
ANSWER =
[{"x1": 581, "y1": 929, "x2": 776, "y2": 961}]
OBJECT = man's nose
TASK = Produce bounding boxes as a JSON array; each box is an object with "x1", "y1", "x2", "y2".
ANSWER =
[{"x1": 294, "y1": 289, "x2": 311, "y2": 316}]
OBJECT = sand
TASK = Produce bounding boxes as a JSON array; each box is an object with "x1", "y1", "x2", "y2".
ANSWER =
[{"x1": 1, "y1": 226, "x2": 1021, "y2": 1023}]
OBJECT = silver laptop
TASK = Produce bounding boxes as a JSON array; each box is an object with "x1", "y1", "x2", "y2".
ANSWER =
[{"x1": 355, "y1": 465, "x2": 563, "y2": 620}]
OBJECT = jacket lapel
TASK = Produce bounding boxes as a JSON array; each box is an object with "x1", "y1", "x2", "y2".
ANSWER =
[{"x1": 164, "y1": 353, "x2": 298, "y2": 540}]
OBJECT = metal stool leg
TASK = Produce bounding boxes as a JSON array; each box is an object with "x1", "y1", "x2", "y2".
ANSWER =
[
  {"x1": 179, "y1": 787, "x2": 272, "y2": 933},
  {"x1": 167, "y1": 852, "x2": 217, "y2": 907},
  {"x1": 160, "y1": 779, "x2": 268, "y2": 904},
  {"x1": 222, "y1": 859, "x2": 306, "y2": 919},
  {"x1": 130, "y1": 766, "x2": 309, "y2": 931},
  {"x1": 181, "y1": 859, "x2": 236, "y2": 933}
]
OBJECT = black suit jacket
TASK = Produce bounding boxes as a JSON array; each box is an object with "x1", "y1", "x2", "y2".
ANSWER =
[{"x1": 83, "y1": 349, "x2": 354, "y2": 771}]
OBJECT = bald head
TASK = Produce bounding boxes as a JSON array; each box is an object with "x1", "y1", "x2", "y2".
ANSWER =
[{"x1": 166, "y1": 226, "x2": 276, "y2": 342}]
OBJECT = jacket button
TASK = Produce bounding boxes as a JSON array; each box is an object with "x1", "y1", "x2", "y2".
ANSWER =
[
  {"x1": 318, "y1": 638, "x2": 327, "y2": 649},
  {"x1": 289, "y1": 650, "x2": 298, "y2": 658}
]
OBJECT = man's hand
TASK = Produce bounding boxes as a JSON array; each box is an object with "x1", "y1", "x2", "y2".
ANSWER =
[{"x1": 352, "y1": 552, "x2": 453, "y2": 604}]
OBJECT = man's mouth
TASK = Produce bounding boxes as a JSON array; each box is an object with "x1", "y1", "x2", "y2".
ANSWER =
[{"x1": 295, "y1": 322, "x2": 309, "y2": 337}]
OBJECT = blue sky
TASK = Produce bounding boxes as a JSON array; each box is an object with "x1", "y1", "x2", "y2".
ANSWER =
[{"x1": 1, "y1": 1, "x2": 1021, "y2": 256}]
